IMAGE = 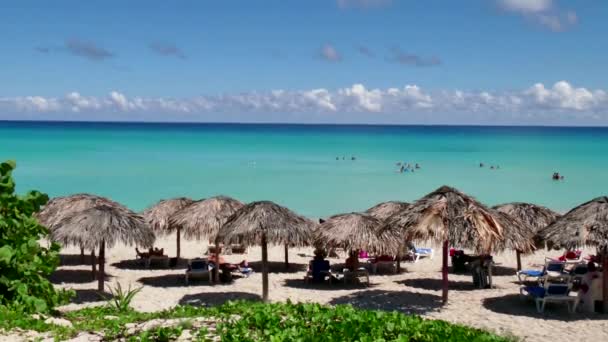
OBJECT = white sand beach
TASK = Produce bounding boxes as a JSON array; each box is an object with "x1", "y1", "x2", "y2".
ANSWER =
[{"x1": 51, "y1": 235, "x2": 608, "y2": 342}]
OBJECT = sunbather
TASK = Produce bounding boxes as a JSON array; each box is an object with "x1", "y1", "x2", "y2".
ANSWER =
[{"x1": 344, "y1": 251, "x2": 360, "y2": 271}]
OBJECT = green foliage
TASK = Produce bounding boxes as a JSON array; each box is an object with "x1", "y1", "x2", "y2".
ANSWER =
[
  {"x1": 0, "y1": 160, "x2": 72, "y2": 313},
  {"x1": 215, "y1": 301, "x2": 511, "y2": 342},
  {"x1": 0, "y1": 300, "x2": 513, "y2": 341},
  {"x1": 107, "y1": 283, "x2": 143, "y2": 312},
  {"x1": 129, "y1": 326, "x2": 184, "y2": 342}
]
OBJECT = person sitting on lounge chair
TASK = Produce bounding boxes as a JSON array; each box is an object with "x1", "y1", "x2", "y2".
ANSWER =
[
  {"x1": 345, "y1": 251, "x2": 360, "y2": 271},
  {"x1": 239, "y1": 260, "x2": 253, "y2": 276},
  {"x1": 308, "y1": 249, "x2": 331, "y2": 283}
]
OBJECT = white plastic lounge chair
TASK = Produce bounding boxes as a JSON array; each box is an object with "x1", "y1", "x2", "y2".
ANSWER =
[
  {"x1": 342, "y1": 267, "x2": 370, "y2": 286},
  {"x1": 520, "y1": 278, "x2": 575, "y2": 313},
  {"x1": 517, "y1": 259, "x2": 565, "y2": 283},
  {"x1": 185, "y1": 258, "x2": 212, "y2": 285},
  {"x1": 412, "y1": 247, "x2": 434, "y2": 262}
]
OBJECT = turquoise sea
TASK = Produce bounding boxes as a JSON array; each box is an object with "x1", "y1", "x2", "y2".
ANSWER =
[{"x1": 1, "y1": 121, "x2": 607, "y2": 218}]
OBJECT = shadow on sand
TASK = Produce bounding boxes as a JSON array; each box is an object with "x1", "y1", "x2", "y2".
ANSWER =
[
  {"x1": 59, "y1": 254, "x2": 95, "y2": 266},
  {"x1": 70, "y1": 289, "x2": 112, "y2": 304},
  {"x1": 283, "y1": 278, "x2": 377, "y2": 291},
  {"x1": 247, "y1": 261, "x2": 307, "y2": 274},
  {"x1": 49, "y1": 269, "x2": 110, "y2": 284},
  {"x1": 179, "y1": 292, "x2": 261, "y2": 307},
  {"x1": 397, "y1": 278, "x2": 479, "y2": 291},
  {"x1": 137, "y1": 273, "x2": 245, "y2": 288},
  {"x1": 329, "y1": 289, "x2": 442, "y2": 315},
  {"x1": 111, "y1": 258, "x2": 185, "y2": 270},
  {"x1": 482, "y1": 294, "x2": 606, "y2": 321}
]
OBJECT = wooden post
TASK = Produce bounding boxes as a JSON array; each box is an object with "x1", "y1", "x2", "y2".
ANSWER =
[
  {"x1": 516, "y1": 250, "x2": 522, "y2": 271},
  {"x1": 214, "y1": 239, "x2": 221, "y2": 283},
  {"x1": 442, "y1": 240, "x2": 449, "y2": 305},
  {"x1": 284, "y1": 244, "x2": 289, "y2": 270},
  {"x1": 90, "y1": 250, "x2": 96, "y2": 280},
  {"x1": 603, "y1": 247, "x2": 608, "y2": 314},
  {"x1": 80, "y1": 247, "x2": 85, "y2": 264},
  {"x1": 261, "y1": 233, "x2": 269, "y2": 302},
  {"x1": 176, "y1": 227, "x2": 181, "y2": 260},
  {"x1": 97, "y1": 240, "x2": 105, "y2": 292}
]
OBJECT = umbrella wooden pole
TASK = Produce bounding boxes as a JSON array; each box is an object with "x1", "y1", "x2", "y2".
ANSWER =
[
  {"x1": 176, "y1": 227, "x2": 181, "y2": 260},
  {"x1": 214, "y1": 239, "x2": 221, "y2": 283},
  {"x1": 442, "y1": 240, "x2": 449, "y2": 305},
  {"x1": 261, "y1": 233, "x2": 269, "y2": 302},
  {"x1": 284, "y1": 244, "x2": 289, "y2": 270},
  {"x1": 516, "y1": 250, "x2": 522, "y2": 271},
  {"x1": 80, "y1": 247, "x2": 85, "y2": 264},
  {"x1": 97, "y1": 240, "x2": 105, "y2": 292},
  {"x1": 603, "y1": 247, "x2": 608, "y2": 314},
  {"x1": 90, "y1": 250, "x2": 96, "y2": 280}
]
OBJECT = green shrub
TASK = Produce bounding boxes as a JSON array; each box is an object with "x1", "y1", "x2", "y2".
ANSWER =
[
  {"x1": 107, "y1": 283, "x2": 143, "y2": 312},
  {"x1": 0, "y1": 160, "x2": 72, "y2": 313}
]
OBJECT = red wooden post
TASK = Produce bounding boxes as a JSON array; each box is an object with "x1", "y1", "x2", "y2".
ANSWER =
[{"x1": 442, "y1": 240, "x2": 449, "y2": 305}]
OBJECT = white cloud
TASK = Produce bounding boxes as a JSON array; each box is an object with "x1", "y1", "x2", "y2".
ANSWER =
[
  {"x1": 499, "y1": 0, "x2": 553, "y2": 13},
  {"x1": 318, "y1": 44, "x2": 341, "y2": 62},
  {"x1": 1, "y1": 81, "x2": 607, "y2": 124},
  {"x1": 497, "y1": 0, "x2": 577, "y2": 32}
]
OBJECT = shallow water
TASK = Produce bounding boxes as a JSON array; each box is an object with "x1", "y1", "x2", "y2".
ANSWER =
[{"x1": 2, "y1": 121, "x2": 607, "y2": 217}]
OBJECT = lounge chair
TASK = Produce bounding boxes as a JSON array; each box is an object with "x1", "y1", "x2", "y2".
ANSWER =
[
  {"x1": 341, "y1": 267, "x2": 370, "y2": 286},
  {"x1": 185, "y1": 258, "x2": 212, "y2": 284},
  {"x1": 412, "y1": 247, "x2": 434, "y2": 262},
  {"x1": 520, "y1": 277, "x2": 575, "y2": 313},
  {"x1": 517, "y1": 259, "x2": 565, "y2": 283},
  {"x1": 369, "y1": 255, "x2": 397, "y2": 274}
]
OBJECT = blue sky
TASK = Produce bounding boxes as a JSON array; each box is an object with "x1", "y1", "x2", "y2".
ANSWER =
[{"x1": 0, "y1": 0, "x2": 607, "y2": 124}]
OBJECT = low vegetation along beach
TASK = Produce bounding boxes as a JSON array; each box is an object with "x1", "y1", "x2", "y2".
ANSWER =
[{"x1": 2, "y1": 160, "x2": 607, "y2": 341}]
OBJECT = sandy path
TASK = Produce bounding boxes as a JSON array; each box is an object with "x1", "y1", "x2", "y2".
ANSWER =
[{"x1": 51, "y1": 235, "x2": 608, "y2": 342}]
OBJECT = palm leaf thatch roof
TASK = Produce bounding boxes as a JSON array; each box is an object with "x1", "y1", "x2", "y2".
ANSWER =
[
  {"x1": 168, "y1": 196, "x2": 244, "y2": 240},
  {"x1": 142, "y1": 197, "x2": 194, "y2": 234},
  {"x1": 382, "y1": 186, "x2": 511, "y2": 253},
  {"x1": 493, "y1": 202, "x2": 560, "y2": 234},
  {"x1": 539, "y1": 196, "x2": 608, "y2": 250},
  {"x1": 37, "y1": 193, "x2": 124, "y2": 230},
  {"x1": 316, "y1": 213, "x2": 399, "y2": 254},
  {"x1": 365, "y1": 201, "x2": 410, "y2": 221},
  {"x1": 491, "y1": 211, "x2": 536, "y2": 253},
  {"x1": 218, "y1": 201, "x2": 315, "y2": 247},
  {"x1": 52, "y1": 204, "x2": 155, "y2": 250}
]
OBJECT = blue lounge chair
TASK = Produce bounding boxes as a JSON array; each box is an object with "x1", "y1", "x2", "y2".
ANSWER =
[
  {"x1": 517, "y1": 259, "x2": 565, "y2": 283},
  {"x1": 520, "y1": 280, "x2": 575, "y2": 313}
]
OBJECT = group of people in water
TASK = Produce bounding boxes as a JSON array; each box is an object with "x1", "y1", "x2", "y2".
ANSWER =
[
  {"x1": 479, "y1": 162, "x2": 500, "y2": 170},
  {"x1": 336, "y1": 156, "x2": 356, "y2": 161},
  {"x1": 397, "y1": 162, "x2": 420, "y2": 173},
  {"x1": 552, "y1": 172, "x2": 565, "y2": 181}
]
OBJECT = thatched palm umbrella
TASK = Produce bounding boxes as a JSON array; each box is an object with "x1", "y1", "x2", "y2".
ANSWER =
[
  {"x1": 538, "y1": 196, "x2": 608, "y2": 311},
  {"x1": 169, "y1": 196, "x2": 244, "y2": 281},
  {"x1": 218, "y1": 201, "x2": 315, "y2": 301},
  {"x1": 142, "y1": 197, "x2": 194, "y2": 259},
  {"x1": 493, "y1": 202, "x2": 560, "y2": 270},
  {"x1": 382, "y1": 186, "x2": 512, "y2": 304},
  {"x1": 316, "y1": 213, "x2": 399, "y2": 254},
  {"x1": 37, "y1": 194, "x2": 126, "y2": 270},
  {"x1": 365, "y1": 201, "x2": 410, "y2": 221},
  {"x1": 365, "y1": 201, "x2": 411, "y2": 271},
  {"x1": 53, "y1": 204, "x2": 155, "y2": 291}
]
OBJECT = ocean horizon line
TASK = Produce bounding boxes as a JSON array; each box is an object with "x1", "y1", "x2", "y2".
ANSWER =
[{"x1": 2, "y1": 119, "x2": 608, "y2": 129}]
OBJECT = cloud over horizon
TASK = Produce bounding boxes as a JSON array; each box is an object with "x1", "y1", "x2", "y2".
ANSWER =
[
  {"x1": 498, "y1": 0, "x2": 578, "y2": 31},
  {"x1": 1, "y1": 81, "x2": 606, "y2": 124},
  {"x1": 149, "y1": 42, "x2": 187, "y2": 59}
]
